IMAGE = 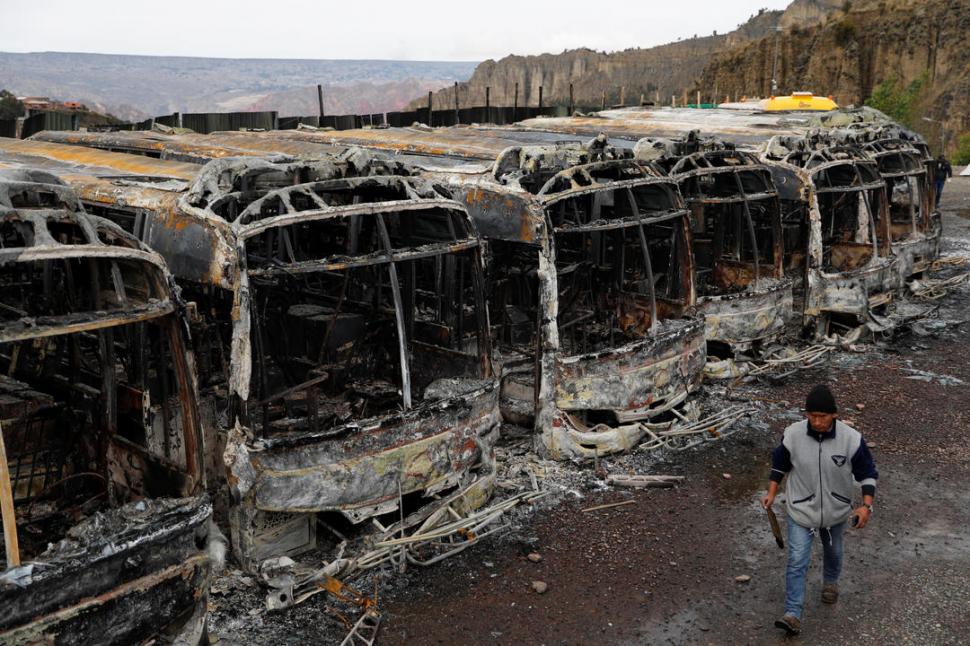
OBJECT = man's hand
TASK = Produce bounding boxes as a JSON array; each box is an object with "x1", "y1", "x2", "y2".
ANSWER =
[
  {"x1": 851, "y1": 505, "x2": 871, "y2": 529},
  {"x1": 762, "y1": 481, "x2": 779, "y2": 509}
]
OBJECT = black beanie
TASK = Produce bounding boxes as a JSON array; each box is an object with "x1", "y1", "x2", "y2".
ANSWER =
[{"x1": 805, "y1": 384, "x2": 837, "y2": 413}]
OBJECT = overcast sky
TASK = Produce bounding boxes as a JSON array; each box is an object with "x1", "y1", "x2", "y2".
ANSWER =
[{"x1": 1, "y1": 0, "x2": 793, "y2": 61}]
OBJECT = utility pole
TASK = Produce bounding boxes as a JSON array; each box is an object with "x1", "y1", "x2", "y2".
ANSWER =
[
  {"x1": 317, "y1": 84, "x2": 325, "y2": 120},
  {"x1": 513, "y1": 82, "x2": 519, "y2": 122},
  {"x1": 770, "y1": 25, "x2": 783, "y2": 95},
  {"x1": 454, "y1": 82, "x2": 460, "y2": 124},
  {"x1": 922, "y1": 116, "x2": 947, "y2": 155}
]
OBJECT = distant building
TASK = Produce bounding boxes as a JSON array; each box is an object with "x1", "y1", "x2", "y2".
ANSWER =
[
  {"x1": 17, "y1": 97, "x2": 85, "y2": 114},
  {"x1": 19, "y1": 96, "x2": 55, "y2": 111}
]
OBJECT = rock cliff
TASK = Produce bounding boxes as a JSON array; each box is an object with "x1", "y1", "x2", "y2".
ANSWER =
[
  {"x1": 408, "y1": 0, "x2": 843, "y2": 111},
  {"x1": 694, "y1": 0, "x2": 969, "y2": 150}
]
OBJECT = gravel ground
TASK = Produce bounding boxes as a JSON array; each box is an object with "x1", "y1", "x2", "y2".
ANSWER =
[{"x1": 209, "y1": 171, "x2": 970, "y2": 645}]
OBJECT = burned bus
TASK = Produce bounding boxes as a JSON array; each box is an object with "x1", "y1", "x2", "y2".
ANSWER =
[
  {"x1": 469, "y1": 143, "x2": 704, "y2": 459},
  {"x1": 0, "y1": 139, "x2": 500, "y2": 571},
  {"x1": 0, "y1": 168, "x2": 211, "y2": 644},
  {"x1": 761, "y1": 137, "x2": 895, "y2": 337},
  {"x1": 830, "y1": 127, "x2": 942, "y2": 283},
  {"x1": 633, "y1": 133, "x2": 792, "y2": 366}
]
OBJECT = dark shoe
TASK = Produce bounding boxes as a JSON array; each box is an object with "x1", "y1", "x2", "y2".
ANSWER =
[
  {"x1": 822, "y1": 583, "x2": 839, "y2": 604},
  {"x1": 774, "y1": 615, "x2": 802, "y2": 635}
]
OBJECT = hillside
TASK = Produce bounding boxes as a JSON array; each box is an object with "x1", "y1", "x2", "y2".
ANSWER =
[
  {"x1": 694, "y1": 0, "x2": 970, "y2": 152},
  {"x1": 408, "y1": 0, "x2": 842, "y2": 111},
  {"x1": 0, "y1": 52, "x2": 477, "y2": 120}
]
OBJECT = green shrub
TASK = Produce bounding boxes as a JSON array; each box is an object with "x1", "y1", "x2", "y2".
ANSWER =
[
  {"x1": 0, "y1": 89, "x2": 24, "y2": 120},
  {"x1": 953, "y1": 132, "x2": 970, "y2": 166},
  {"x1": 865, "y1": 71, "x2": 928, "y2": 128}
]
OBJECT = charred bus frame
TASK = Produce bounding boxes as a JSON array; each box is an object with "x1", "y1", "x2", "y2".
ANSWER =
[
  {"x1": 854, "y1": 135, "x2": 941, "y2": 282},
  {"x1": 762, "y1": 138, "x2": 895, "y2": 336},
  {"x1": 0, "y1": 168, "x2": 210, "y2": 645},
  {"x1": 633, "y1": 135, "x2": 792, "y2": 362}
]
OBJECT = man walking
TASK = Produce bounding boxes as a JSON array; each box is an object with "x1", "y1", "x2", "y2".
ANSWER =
[
  {"x1": 935, "y1": 154, "x2": 953, "y2": 209},
  {"x1": 762, "y1": 384, "x2": 878, "y2": 635}
]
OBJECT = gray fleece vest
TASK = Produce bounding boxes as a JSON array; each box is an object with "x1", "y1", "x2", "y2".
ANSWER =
[{"x1": 782, "y1": 420, "x2": 866, "y2": 529}]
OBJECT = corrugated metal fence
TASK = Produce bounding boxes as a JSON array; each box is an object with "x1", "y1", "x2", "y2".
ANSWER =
[
  {"x1": 20, "y1": 111, "x2": 76, "y2": 138},
  {"x1": 118, "y1": 104, "x2": 588, "y2": 134}
]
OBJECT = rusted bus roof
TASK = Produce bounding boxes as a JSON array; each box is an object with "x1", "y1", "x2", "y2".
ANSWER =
[
  {"x1": 269, "y1": 126, "x2": 518, "y2": 161},
  {"x1": 0, "y1": 167, "x2": 169, "y2": 259},
  {"x1": 30, "y1": 129, "x2": 265, "y2": 163},
  {"x1": 181, "y1": 151, "x2": 413, "y2": 214},
  {"x1": 516, "y1": 107, "x2": 905, "y2": 146},
  {"x1": 665, "y1": 150, "x2": 769, "y2": 177},
  {"x1": 0, "y1": 137, "x2": 199, "y2": 180},
  {"x1": 778, "y1": 149, "x2": 885, "y2": 187},
  {"x1": 763, "y1": 136, "x2": 885, "y2": 181},
  {"x1": 198, "y1": 130, "x2": 347, "y2": 159},
  {"x1": 514, "y1": 108, "x2": 812, "y2": 144},
  {"x1": 30, "y1": 129, "x2": 355, "y2": 165},
  {"x1": 0, "y1": 144, "x2": 242, "y2": 288},
  {"x1": 0, "y1": 169, "x2": 178, "y2": 343},
  {"x1": 531, "y1": 161, "x2": 681, "y2": 207}
]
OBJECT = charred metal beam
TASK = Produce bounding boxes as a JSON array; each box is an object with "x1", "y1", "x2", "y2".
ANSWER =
[
  {"x1": 626, "y1": 187, "x2": 658, "y2": 332},
  {"x1": 731, "y1": 171, "x2": 761, "y2": 283}
]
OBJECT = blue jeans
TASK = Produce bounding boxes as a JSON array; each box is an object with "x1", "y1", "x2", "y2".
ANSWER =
[
  {"x1": 936, "y1": 180, "x2": 945, "y2": 208},
  {"x1": 784, "y1": 519, "x2": 845, "y2": 618}
]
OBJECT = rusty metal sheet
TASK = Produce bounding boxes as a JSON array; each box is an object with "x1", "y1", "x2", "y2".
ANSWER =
[
  {"x1": 31, "y1": 129, "x2": 349, "y2": 164},
  {"x1": 0, "y1": 136, "x2": 199, "y2": 180},
  {"x1": 515, "y1": 106, "x2": 901, "y2": 146},
  {"x1": 270, "y1": 126, "x2": 517, "y2": 160}
]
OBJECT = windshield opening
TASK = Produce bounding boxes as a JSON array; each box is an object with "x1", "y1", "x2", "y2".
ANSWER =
[
  {"x1": 887, "y1": 175, "x2": 923, "y2": 240},
  {"x1": 678, "y1": 167, "x2": 780, "y2": 295},
  {"x1": 244, "y1": 209, "x2": 488, "y2": 437},
  {"x1": 547, "y1": 184, "x2": 690, "y2": 355}
]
